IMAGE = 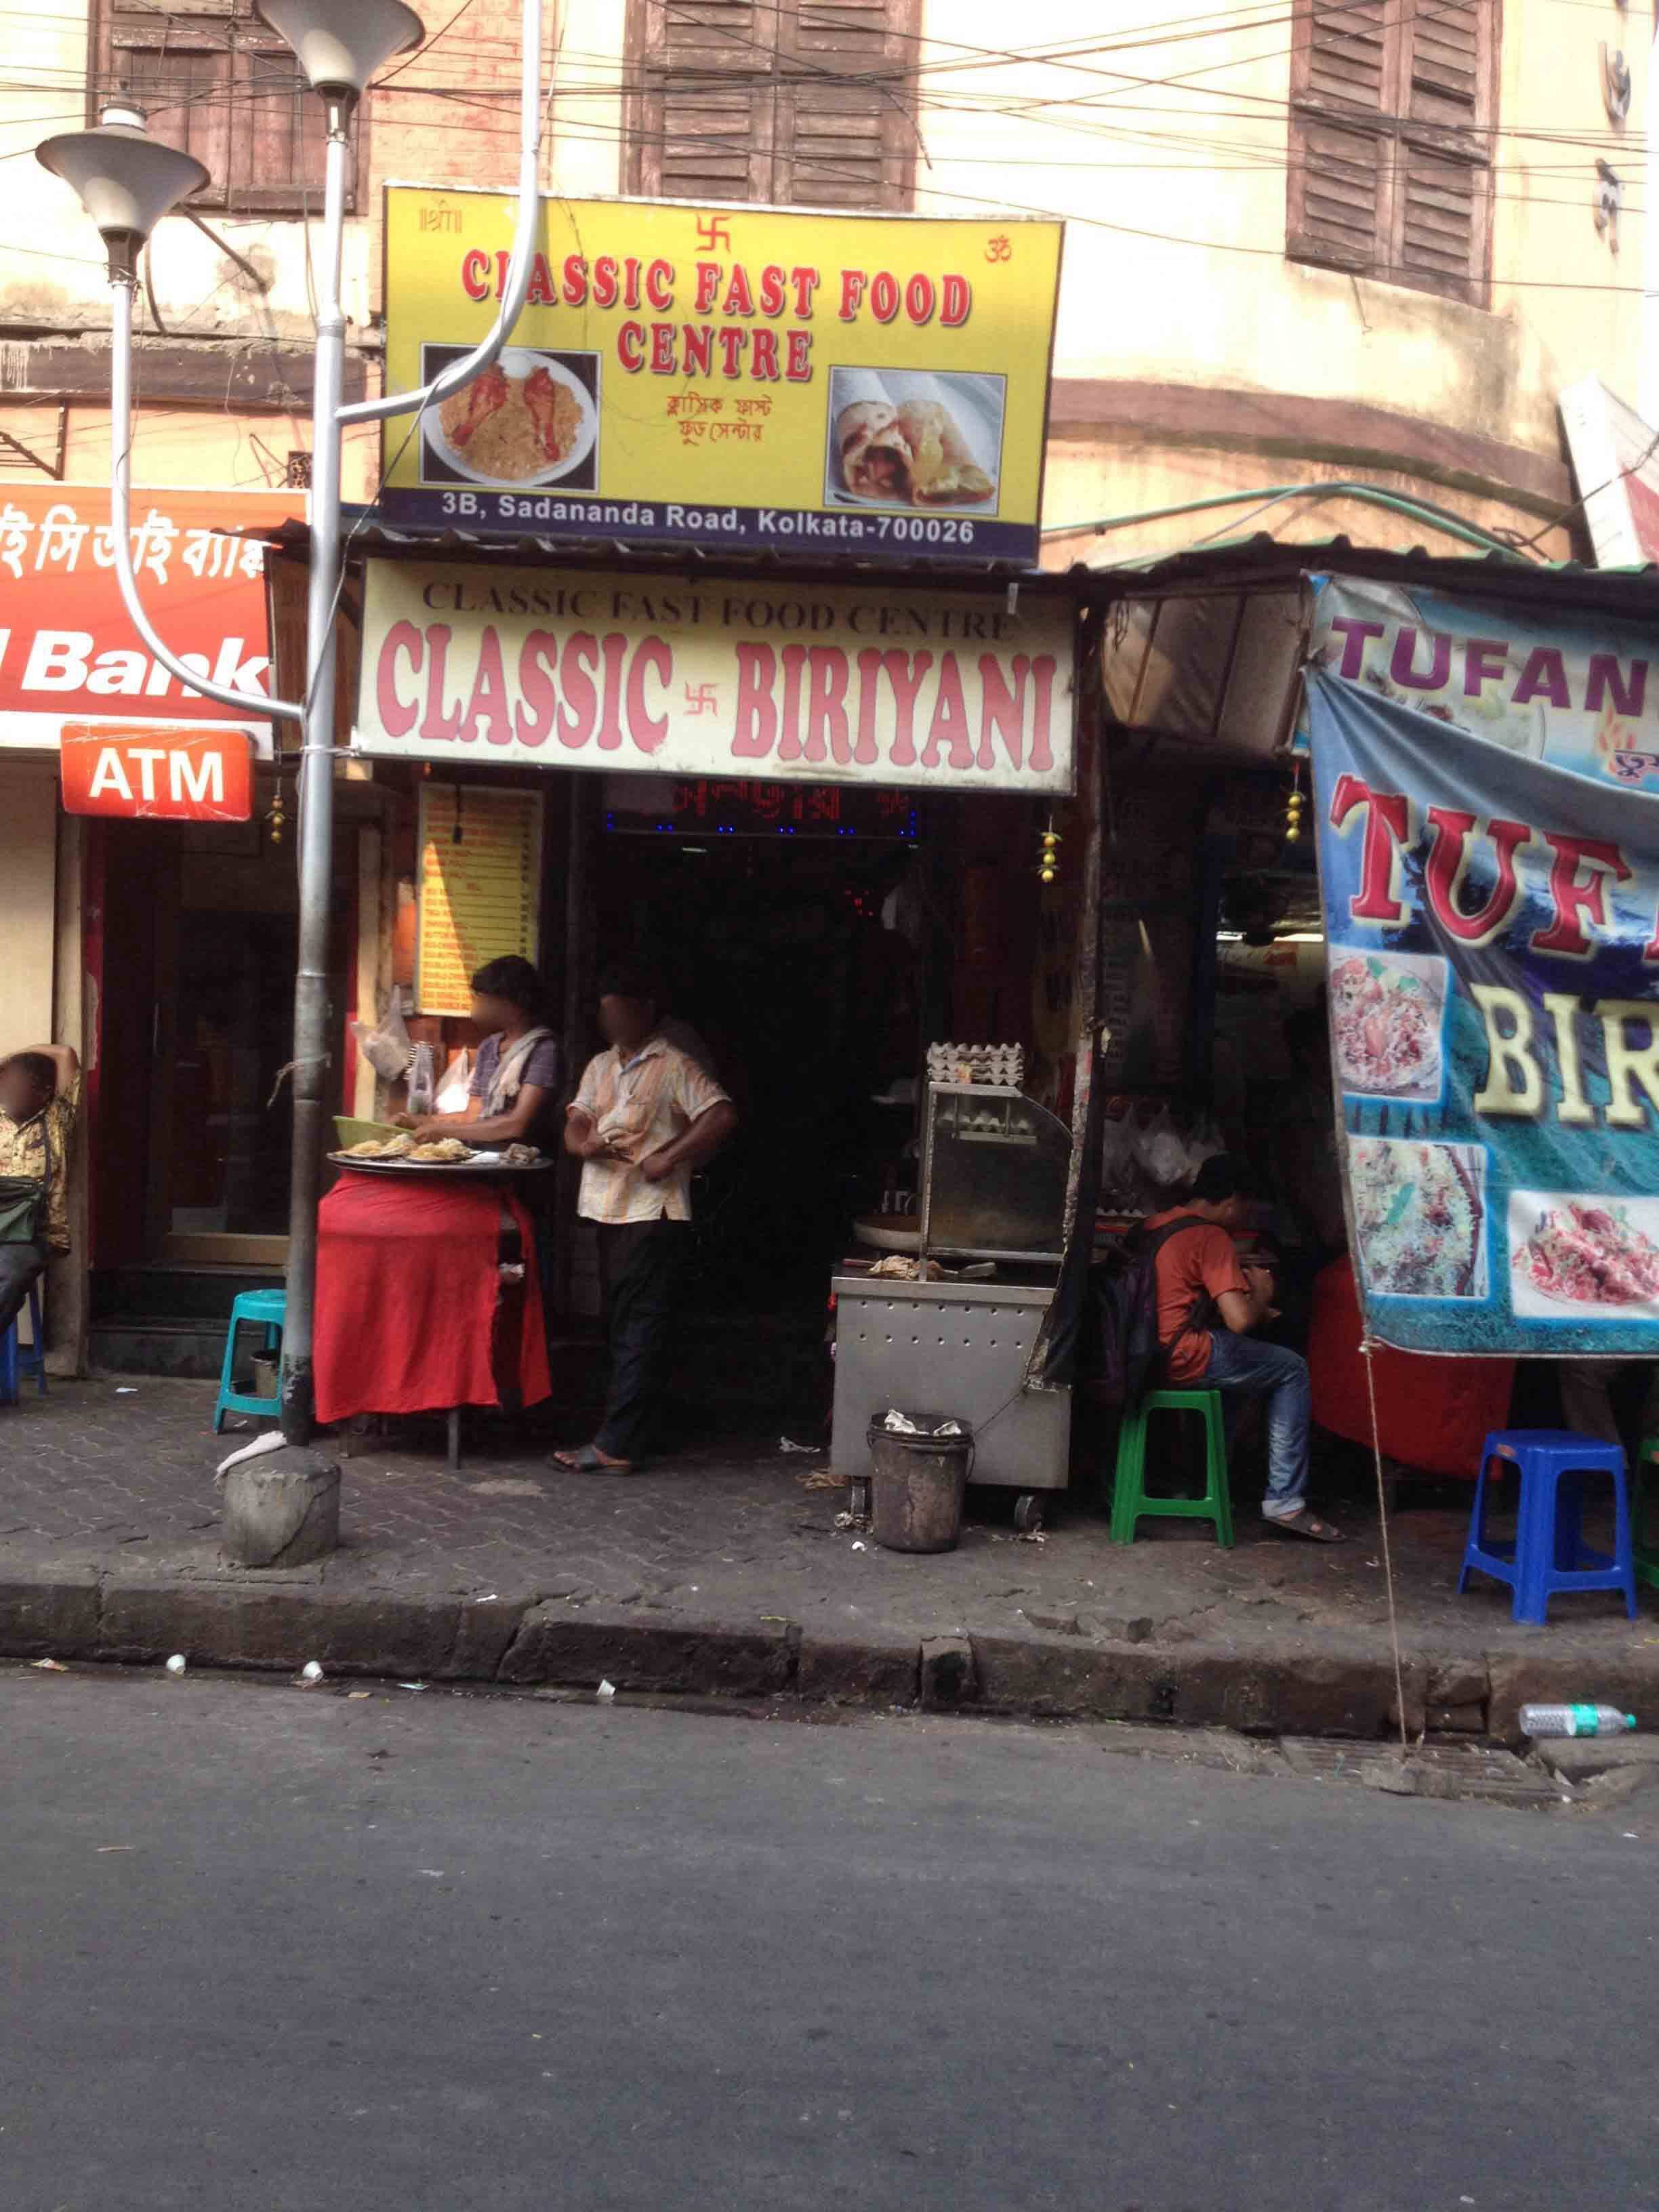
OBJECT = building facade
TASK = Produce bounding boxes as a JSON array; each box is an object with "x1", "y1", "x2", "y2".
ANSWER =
[{"x1": 0, "y1": 0, "x2": 1645, "y2": 1366}]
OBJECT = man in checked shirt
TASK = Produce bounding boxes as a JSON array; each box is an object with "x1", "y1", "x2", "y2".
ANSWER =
[{"x1": 555, "y1": 970, "x2": 737, "y2": 1473}]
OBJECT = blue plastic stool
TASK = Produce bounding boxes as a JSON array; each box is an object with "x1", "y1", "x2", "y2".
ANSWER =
[
  {"x1": 213, "y1": 1288, "x2": 287, "y2": 1433},
  {"x1": 1458, "y1": 1429, "x2": 1638, "y2": 1626},
  {"x1": 0, "y1": 1280, "x2": 46, "y2": 1406}
]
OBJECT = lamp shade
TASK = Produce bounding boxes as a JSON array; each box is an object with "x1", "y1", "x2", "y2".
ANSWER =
[
  {"x1": 37, "y1": 108, "x2": 209, "y2": 243},
  {"x1": 254, "y1": 0, "x2": 426, "y2": 94}
]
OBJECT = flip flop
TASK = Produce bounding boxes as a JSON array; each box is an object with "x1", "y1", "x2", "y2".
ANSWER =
[
  {"x1": 1264, "y1": 1507, "x2": 1345, "y2": 1543},
  {"x1": 554, "y1": 1443, "x2": 635, "y2": 1475}
]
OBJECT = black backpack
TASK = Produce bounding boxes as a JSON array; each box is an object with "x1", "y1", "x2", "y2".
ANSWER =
[{"x1": 1083, "y1": 1215, "x2": 1218, "y2": 1410}]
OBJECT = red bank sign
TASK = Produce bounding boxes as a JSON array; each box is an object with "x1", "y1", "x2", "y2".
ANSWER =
[
  {"x1": 60, "y1": 722, "x2": 254, "y2": 820},
  {"x1": 0, "y1": 485, "x2": 302, "y2": 750},
  {"x1": 354, "y1": 559, "x2": 1077, "y2": 795}
]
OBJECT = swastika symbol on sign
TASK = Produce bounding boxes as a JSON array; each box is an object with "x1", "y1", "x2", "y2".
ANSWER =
[
  {"x1": 695, "y1": 214, "x2": 733, "y2": 253},
  {"x1": 684, "y1": 683, "x2": 719, "y2": 715}
]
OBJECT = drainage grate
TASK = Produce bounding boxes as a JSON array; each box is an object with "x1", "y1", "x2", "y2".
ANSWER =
[{"x1": 1279, "y1": 1737, "x2": 1574, "y2": 1810}]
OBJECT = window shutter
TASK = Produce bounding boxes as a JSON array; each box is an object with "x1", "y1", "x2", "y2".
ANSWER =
[
  {"x1": 628, "y1": 0, "x2": 918, "y2": 207},
  {"x1": 634, "y1": 1, "x2": 773, "y2": 203},
  {"x1": 1395, "y1": 0, "x2": 1492, "y2": 302},
  {"x1": 1287, "y1": 0, "x2": 1493, "y2": 303},
  {"x1": 775, "y1": 0, "x2": 914, "y2": 209},
  {"x1": 112, "y1": 40, "x2": 234, "y2": 202}
]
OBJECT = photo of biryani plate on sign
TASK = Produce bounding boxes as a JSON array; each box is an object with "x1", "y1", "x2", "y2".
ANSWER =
[
  {"x1": 825, "y1": 367, "x2": 1004, "y2": 514},
  {"x1": 418, "y1": 343, "x2": 600, "y2": 491}
]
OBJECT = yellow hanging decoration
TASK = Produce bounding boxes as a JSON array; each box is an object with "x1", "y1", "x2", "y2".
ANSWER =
[
  {"x1": 1038, "y1": 821, "x2": 1062, "y2": 884},
  {"x1": 1285, "y1": 763, "x2": 1307, "y2": 844},
  {"x1": 266, "y1": 779, "x2": 288, "y2": 846}
]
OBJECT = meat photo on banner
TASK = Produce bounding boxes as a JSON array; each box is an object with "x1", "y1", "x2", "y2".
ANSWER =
[{"x1": 1305, "y1": 578, "x2": 1659, "y2": 1355}]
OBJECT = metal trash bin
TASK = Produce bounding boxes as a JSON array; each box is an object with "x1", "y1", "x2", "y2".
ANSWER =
[{"x1": 866, "y1": 1414, "x2": 975, "y2": 1554}]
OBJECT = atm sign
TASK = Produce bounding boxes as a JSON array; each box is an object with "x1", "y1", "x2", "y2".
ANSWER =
[{"x1": 60, "y1": 723, "x2": 254, "y2": 821}]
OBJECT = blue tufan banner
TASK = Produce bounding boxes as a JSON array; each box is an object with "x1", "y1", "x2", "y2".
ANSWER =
[{"x1": 1305, "y1": 583, "x2": 1659, "y2": 1355}]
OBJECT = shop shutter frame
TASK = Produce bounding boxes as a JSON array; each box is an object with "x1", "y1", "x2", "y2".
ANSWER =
[
  {"x1": 627, "y1": 0, "x2": 920, "y2": 209},
  {"x1": 1286, "y1": 0, "x2": 1497, "y2": 306}
]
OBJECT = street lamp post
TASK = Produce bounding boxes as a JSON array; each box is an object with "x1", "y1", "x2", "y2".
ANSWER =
[{"x1": 39, "y1": 0, "x2": 545, "y2": 1447}]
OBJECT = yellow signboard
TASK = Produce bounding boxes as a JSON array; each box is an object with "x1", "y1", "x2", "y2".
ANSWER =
[
  {"x1": 415, "y1": 783, "x2": 543, "y2": 1017},
  {"x1": 381, "y1": 189, "x2": 1063, "y2": 565}
]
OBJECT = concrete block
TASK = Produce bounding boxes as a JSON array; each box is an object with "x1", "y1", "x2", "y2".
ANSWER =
[
  {"x1": 970, "y1": 1631, "x2": 1426, "y2": 1737},
  {"x1": 1531, "y1": 1735, "x2": 1659, "y2": 1785},
  {"x1": 444, "y1": 1594, "x2": 534, "y2": 1681},
  {"x1": 498, "y1": 1603, "x2": 794, "y2": 1696},
  {"x1": 919, "y1": 1635, "x2": 976, "y2": 1708},
  {"x1": 798, "y1": 1629, "x2": 919, "y2": 1705},
  {"x1": 1427, "y1": 1655, "x2": 1490, "y2": 1711},
  {"x1": 221, "y1": 1450, "x2": 340, "y2": 1568},
  {"x1": 0, "y1": 1572, "x2": 102, "y2": 1658},
  {"x1": 98, "y1": 1581, "x2": 458, "y2": 1677}
]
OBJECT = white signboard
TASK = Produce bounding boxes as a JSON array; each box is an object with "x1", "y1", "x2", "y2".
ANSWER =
[
  {"x1": 1559, "y1": 376, "x2": 1659, "y2": 568},
  {"x1": 355, "y1": 560, "x2": 1076, "y2": 794}
]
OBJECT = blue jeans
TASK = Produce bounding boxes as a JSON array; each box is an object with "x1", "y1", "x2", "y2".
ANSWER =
[{"x1": 1197, "y1": 1330, "x2": 1311, "y2": 1518}]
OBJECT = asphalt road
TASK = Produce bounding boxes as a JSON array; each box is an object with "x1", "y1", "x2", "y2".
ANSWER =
[{"x1": 2, "y1": 1669, "x2": 1654, "y2": 2212}]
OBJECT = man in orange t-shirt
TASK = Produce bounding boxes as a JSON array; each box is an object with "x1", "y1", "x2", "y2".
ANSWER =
[{"x1": 1144, "y1": 1154, "x2": 1343, "y2": 1542}]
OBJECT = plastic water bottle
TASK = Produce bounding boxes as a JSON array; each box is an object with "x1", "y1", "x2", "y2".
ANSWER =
[{"x1": 1519, "y1": 1702, "x2": 1636, "y2": 1738}]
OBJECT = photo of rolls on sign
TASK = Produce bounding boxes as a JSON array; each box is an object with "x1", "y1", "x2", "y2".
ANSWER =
[
  {"x1": 836, "y1": 401, "x2": 915, "y2": 499},
  {"x1": 895, "y1": 398, "x2": 995, "y2": 505}
]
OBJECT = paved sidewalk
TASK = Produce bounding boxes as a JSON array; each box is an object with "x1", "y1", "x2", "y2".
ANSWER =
[{"x1": 2, "y1": 1376, "x2": 1656, "y2": 1738}]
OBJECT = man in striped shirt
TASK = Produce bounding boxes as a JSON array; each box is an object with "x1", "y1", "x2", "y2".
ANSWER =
[{"x1": 555, "y1": 972, "x2": 736, "y2": 1473}]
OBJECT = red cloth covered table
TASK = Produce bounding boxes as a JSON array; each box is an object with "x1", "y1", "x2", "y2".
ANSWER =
[
  {"x1": 1306, "y1": 1254, "x2": 1513, "y2": 1479},
  {"x1": 314, "y1": 1173, "x2": 551, "y2": 1425}
]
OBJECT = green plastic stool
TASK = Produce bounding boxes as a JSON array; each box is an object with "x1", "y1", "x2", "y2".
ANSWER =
[
  {"x1": 1635, "y1": 1433, "x2": 1659, "y2": 1594},
  {"x1": 1111, "y1": 1387, "x2": 1233, "y2": 1547}
]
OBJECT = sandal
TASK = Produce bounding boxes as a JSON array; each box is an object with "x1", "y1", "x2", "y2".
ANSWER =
[
  {"x1": 553, "y1": 1443, "x2": 636, "y2": 1475},
  {"x1": 1264, "y1": 1507, "x2": 1344, "y2": 1543}
]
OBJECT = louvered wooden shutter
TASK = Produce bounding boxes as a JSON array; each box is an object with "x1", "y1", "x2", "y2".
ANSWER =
[
  {"x1": 1396, "y1": 0, "x2": 1492, "y2": 300},
  {"x1": 633, "y1": 1, "x2": 774, "y2": 203},
  {"x1": 1287, "y1": 0, "x2": 1494, "y2": 303},
  {"x1": 1286, "y1": 0, "x2": 1399, "y2": 275},
  {"x1": 629, "y1": 0, "x2": 918, "y2": 207},
  {"x1": 774, "y1": 0, "x2": 917, "y2": 211}
]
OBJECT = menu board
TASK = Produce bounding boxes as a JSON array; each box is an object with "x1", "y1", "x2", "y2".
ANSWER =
[{"x1": 415, "y1": 783, "x2": 543, "y2": 1017}]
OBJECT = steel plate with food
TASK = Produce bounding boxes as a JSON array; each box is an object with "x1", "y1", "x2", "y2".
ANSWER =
[
  {"x1": 428, "y1": 348, "x2": 597, "y2": 487},
  {"x1": 329, "y1": 1138, "x2": 551, "y2": 1176}
]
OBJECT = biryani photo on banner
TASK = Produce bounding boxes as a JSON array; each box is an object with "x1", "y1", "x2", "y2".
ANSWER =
[
  {"x1": 824, "y1": 367, "x2": 1006, "y2": 514},
  {"x1": 417, "y1": 343, "x2": 602, "y2": 493}
]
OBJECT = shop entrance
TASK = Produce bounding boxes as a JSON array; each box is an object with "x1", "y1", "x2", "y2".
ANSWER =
[{"x1": 587, "y1": 817, "x2": 933, "y2": 1326}]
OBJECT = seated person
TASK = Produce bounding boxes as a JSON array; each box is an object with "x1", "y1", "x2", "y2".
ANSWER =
[
  {"x1": 400, "y1": 955, "x2": 560, "y2": 1150},
  {"x1": 0, "y1": 1042, "x2": 80, "y2": 1338},
  {"x1": 1146, "y1": 1153, "x2": 1344, "y2": 1542}
]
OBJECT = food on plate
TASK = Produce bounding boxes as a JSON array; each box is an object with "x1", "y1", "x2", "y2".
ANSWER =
[
  {"x1": 501, "y1": 1143, "x2": 543, "y2": 1166},
  {"x1": 1330, "y1": 956, "x2": 1441, "y2": 1098},
  {"x1": 1349, "y1": 1137, "x2": 1486, "y2": 1299},
  {"x1": 437, "y1": 361, "x2": 583, "y2": 481},
  {"x1": 837, "y1": 401, "x2": 914, "y2": 499},
  {"x1": 1513, "y1": 1201, "x2": 1659, "y2": 1306},
  {"x1": 407, "y1": 1138, "x2": 476, "y2": 1163},
  {"x1": 343, "y1": 1134, "x2": 414, "y2": 1159},
  {"x1": 836, "y1": 394, "x2": 996, "y2": 506},
  {"x1": 894, "y1": 399, "x2": 995, "y2": 505}
]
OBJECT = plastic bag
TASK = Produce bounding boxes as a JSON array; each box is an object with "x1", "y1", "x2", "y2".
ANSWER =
[
  {"x1": 406, "y1": 1041, "x2": 436, "y2": 1118},
  {"x1": 434, "y1": 1047, "x2": 472, "y2": 1115},
  {"x1": 1134, "y1": 1103, "x2": 1189, "y2": 1189},
  {"x1": 351, "y1": 985, "x2": 414, "y2": 1082}
]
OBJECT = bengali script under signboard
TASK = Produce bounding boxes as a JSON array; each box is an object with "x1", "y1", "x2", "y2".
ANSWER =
[
  {"x1": 357, "y1": 562, "x2": 1076, "y2": 798},
  {"x1": 415, "y1": 783, "x2": 543, "y2": 1018}
]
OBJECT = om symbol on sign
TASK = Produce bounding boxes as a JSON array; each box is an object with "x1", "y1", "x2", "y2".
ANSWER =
[{"x1": 985, "y1": 234, "x2": 1012, "y2": 262}]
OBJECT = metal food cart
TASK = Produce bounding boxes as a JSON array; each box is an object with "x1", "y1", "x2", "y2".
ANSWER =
[{"x1": 830, "y1": 1080, "x2": 1073, "y2": 1530}]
